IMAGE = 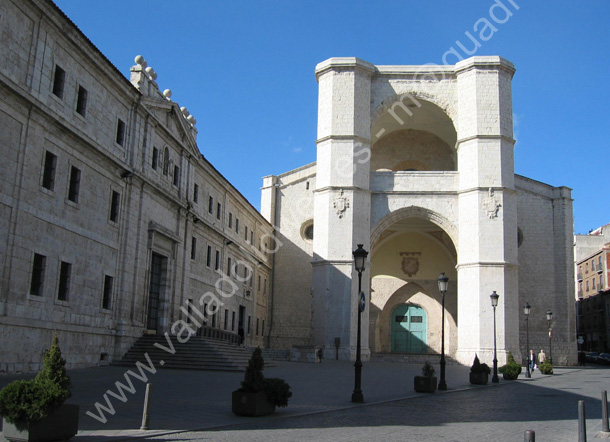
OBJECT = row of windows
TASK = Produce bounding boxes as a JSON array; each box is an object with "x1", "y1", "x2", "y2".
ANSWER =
[
  {"x1": 190, "y1": 238, "x2": 268, "y2": 293},
  {"x1": 185, "y1": 302, "x2": 265, "y2": 336},
  {"x1": 30, "y1": 253, "x2": 113, "y2": 309},
  {"x1": 52, "y1": 64, "x2": 125, "y2": 147},
  {"x1": 580, "y1": 274, "x2": 605, "y2": 294},
  {"x1": 41, "y1": 150, "x2": 121, "y2": 222},
  {"x1": 582, "y1": 256, "x2": 604, "y2": 275}
]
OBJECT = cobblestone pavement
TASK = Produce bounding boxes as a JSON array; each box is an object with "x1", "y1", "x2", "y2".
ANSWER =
[
  {"x1": 1, "y1": 362, "x2": 609, "y2": 442},
  {"x1": 141, "y1": 367, "x2": 610, "y2": 442}
]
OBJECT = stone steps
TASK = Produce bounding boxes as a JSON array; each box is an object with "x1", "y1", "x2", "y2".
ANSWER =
[{"x1": 114, "y1": 335, "x2": 265, "y2": 372}]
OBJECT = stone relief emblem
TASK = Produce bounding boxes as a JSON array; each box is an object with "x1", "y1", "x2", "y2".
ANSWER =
[
  {"x1": 400, "y1": 252, "x2": 421, "y2": 277},
  {"x1": 333, "y1": 190, "x2": 350, "y2": 218},
  {"x1": 482, "y1": 188, "x2": 501, "y2": 219}
]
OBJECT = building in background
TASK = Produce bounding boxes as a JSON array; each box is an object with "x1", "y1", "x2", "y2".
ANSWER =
[
  {"x1": 575, "y1": 225, "x2": 610, "y2": 352},
  {"x1": 0, "y1": 0, "x2": 273, "y2": 373}
]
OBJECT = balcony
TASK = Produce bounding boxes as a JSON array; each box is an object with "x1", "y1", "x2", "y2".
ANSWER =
[
  {"x1": 577, "y1": 272, "x2": 583, "y2": 281},
  {"x1": 370, "y1": 171, "x2": 458, "y2": 193}
]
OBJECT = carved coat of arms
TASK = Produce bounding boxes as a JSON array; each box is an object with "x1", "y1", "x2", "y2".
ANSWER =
[
  {"x1": 333, "y1": 190, "x2": 350, "y2": 219},
  {"x1": 482, "y1": 188, "x2": 501, "y2": 219},
  {"x1": 400, "y1": 252, "x2": 421, "y2": 277}
]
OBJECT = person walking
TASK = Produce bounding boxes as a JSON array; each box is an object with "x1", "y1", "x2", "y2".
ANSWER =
[
  {"x1": 538, "y1": 349, "x2": 546, "y2": 365},
  {"x1": 529, "y1": 349, "x2": 536, "y2": 373}
]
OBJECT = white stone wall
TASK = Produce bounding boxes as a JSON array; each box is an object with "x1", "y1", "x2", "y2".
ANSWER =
[{"x1": 0, "y1": 0, "x2": 273, "y2": 373}]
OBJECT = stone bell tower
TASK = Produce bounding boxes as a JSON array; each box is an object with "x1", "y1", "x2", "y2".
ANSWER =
[{"x1": 311, "y1": 58, "x2": 375, "y2": 361}]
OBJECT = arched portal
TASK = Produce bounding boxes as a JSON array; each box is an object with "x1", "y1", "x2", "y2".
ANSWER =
[{"x1": 369, "y1": 215, "x2": 458, "y2": 356}]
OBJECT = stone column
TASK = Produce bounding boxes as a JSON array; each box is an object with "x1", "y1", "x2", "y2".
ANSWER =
[
  {"x1": 454, "y1": 56, "x2": 518, "y2": 366},
  {"x1": 312, "y1": 58, "x2": 375, "y2": 361}
]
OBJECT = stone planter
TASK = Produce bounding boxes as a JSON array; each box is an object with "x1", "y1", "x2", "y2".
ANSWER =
[
  {"x1": 2, "y1": 403, "x2": 79, "y2": 442},
  {"x1": 469, "y1": 372, "x2": 489, "y2": 385},
  {"x1": 414, "y1": 376, "x2": 437, "y2": 393},
  {"x1": 232, "y1": 390, "x2": 275, "y2": 417}
]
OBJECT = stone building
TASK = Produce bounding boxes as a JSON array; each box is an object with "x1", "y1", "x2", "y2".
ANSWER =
[
  {"x1": 574, "y1": 225, "x2": 610, "y2": 352},
  {"x1": 0, "y1": 0, "x2": 273, "y2": 372},
  {"x1": 263, "y1": 57, "x2": 577, "y2": 366}
]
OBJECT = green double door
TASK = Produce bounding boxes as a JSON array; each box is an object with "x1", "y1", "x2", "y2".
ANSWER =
[{"x1": 391, "y1": 304, "x2": 427, "y2": 353}]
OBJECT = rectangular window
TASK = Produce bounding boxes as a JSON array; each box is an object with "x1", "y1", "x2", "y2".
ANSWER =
[
  {"x1": 247, "y1": 316, "x2": 251, "y2": 334},
  {"x1": 601, "y1": 274, "x2": 604, "y2": 288},
  {"x1": 262, "y1": 320, "x2": 265, "y2": 335},
  {"x1": 586, "y1": 281, "x2": 590, "y2": 292},
  {"x1": 229, "y1": 213, "x2": 233, "y2": 228},
  {"x1": 208, "y1": 196, "x2": 213, "y2": 214},
  {"x1": 173, "y1": 165, "x2": 180, "y2": 186},
  {"x1": 116, "y1": 119, "x2": 125, "y2": 146},
  {"x1": 245, "y1": 226, "x2": 248, "y2": 241},
  {"x1": 109, "y1": 191, "x2": 120, "y2": 222},
  {"x1": 30, "y1": 253, "x2": 46, "y2": 296},
  {"x1": 76, "y1": 85, "x2": 87, "y2": 116},
  {"x1": 52, "y1": 65, "x2": 65, "y2": 98},
  {"x1": 67, "y1": 166, "x2": 81, "y2": 203},
  {"x1": 232, "y1": 311, "x2": 236, "y2": 331},
  {"x1": 191, "y1": 237, "x2": 197, "y2": 260},
  {"x1": 592, "y1": 260, "x2": 596, "y2": 272},
  {"x1": 264, "y1": 278, "x2": 267, "y2": 294},
  {"x1": 186, "y1": 298, "x2": 194, "y2": 323},
  {"x1": 193, "y1": 184, "x2": 199, "y2": 203},
  {"x1": 227, "y1": 257, "x2": 232, "y2": 277},
  {"x1": 224, "y1": 309, "x2": 229, "y2": 330},
  {"x1": 258, "y1": 275, "x2": 261, "y2": 291},
  {"x1": 256, "y1": 318, "x2": 259, "y2": 336},
  {"x1": 42, "y1": 151, "x2": 57, "y2": 191},
  {"x1": 152, "y1": 147, "x2": 159, "y2": 170},
  {"x1": 216, "y1": 203, "x2": 221, "y2": 220},
  {"x1": 102, "y1": 275, "x2": 113, "y2": 310},
  {"x1": 57, "y1": 261, "x2": 72, "y2": 301},
  {"x1": 206, "y1": 245, "x2": 212, "y2": 267},
  {"x1": 250, "y1": 231, "x2": 254, "y2": 245},
  {"x1": 236, "y1": 218, "x2": 239, "y2": 234},
  {"x1": 215, "y1": 250, "x2": 220, "y2": 271}
]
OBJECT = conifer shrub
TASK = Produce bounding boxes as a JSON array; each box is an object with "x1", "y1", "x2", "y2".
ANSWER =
[
  {"x1": 237, "y1": 347, "x2": 292, "y2": 407},
  {"x1": 0, "y1": 334, "x2": 72, "y2": 427},
  {"x1": 470, "y1": 354, "x2": 491, "y2": 374},
  {"x1": 499, "y1": 352, "x2": 522, "y2": 380}
]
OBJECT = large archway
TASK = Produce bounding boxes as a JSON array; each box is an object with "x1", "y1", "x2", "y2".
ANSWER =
[{"x1": 369, "y1": 217, "x2": 458, "y2": 357}]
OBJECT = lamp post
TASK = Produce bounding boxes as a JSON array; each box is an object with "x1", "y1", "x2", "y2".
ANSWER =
[
  {"x1": 547, "y1": 310, "x2": 553, "y2": 364},
  {"x1": 490, "y1": 291, "x2": 500, "y2": 383},
  {"x1": 352, "y1": 244, "x2": 368, "y2": 403},
  {"x1": 437, "y1": 273, "x2": 449, "y2": 390},
  {"x1": 524, "y1": 302, "x2": 531, "y2": 378}
]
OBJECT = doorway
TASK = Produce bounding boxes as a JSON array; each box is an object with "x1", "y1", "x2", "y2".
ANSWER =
[{"x1": 391, "y1": 304, "x2": 427, "y2": 353}]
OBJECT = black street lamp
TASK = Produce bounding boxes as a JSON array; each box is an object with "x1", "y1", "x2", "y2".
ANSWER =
[
  {"x1": 437, "y1": 272, "x2": 449, "y2": 390},
  {"x1": 546, "y1": 310, "x2": 553, "y2": 364},
  {"x1": 352, "y1": 244, "x2": 368, "y2": 403},
  {"x1": 490, "y1": 291, "x2": 500, "y2": 383},
  {"x1": 524, "y1": 302, "x2": 531, "y2": 378}
]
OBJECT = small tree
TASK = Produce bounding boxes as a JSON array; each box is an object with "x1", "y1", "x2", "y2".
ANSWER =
[
  {"x1": 0, "y1": 334, "x2": 72, "y2": 427},
  {"x1": 240, "y1": 347, "x2": 265, "y2": 393},
  {"x1": 470, "y1": 354, "x2": 491, "y2": 374}
]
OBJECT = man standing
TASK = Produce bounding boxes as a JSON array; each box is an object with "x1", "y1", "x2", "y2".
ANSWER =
[{"x1": 538, "y1": 349, "x2": 547, "y2": 364}]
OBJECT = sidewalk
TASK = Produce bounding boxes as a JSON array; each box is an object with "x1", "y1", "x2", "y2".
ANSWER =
[{"x1": 0, "y1": 361, "x2": 605, "y2": 441}]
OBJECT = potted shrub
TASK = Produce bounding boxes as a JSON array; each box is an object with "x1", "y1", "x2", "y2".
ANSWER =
[
  {"x1": 499, "y1": 352, "x2": 522, "y2": 380},
  {"x1": 469, "y1": 354, "x2": 491, "y2": 385},
  {"x1": 538, "y1": 361, "x2": 553, "y2": 375},
  {"x1": 0, "y1": 334, "x2": 79, "y2": 442},
  {"x1": 414, "y1": 361, "x2": 437, "y2": 393},
  {"x1": 232, "y1": 348, "x2": 291, "y2": 416}
]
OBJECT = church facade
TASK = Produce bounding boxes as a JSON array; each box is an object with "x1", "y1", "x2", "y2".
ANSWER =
[{"x1": 263, "y1": 57, "x2": 577, "y2": 366}]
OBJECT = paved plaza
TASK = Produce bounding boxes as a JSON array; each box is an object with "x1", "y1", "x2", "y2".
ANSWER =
[{"x1": 1, "y1": 360, "x2": 609, "y2": 441}]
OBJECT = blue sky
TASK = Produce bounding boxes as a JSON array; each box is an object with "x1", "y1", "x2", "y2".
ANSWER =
[{"x1": 54, "y1": 0, "x2": 609, "y2": 235}]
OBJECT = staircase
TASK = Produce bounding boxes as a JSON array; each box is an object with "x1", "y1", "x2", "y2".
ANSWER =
[{"x1": 114, "y1": 335, "x2": 260, "y2": 372}]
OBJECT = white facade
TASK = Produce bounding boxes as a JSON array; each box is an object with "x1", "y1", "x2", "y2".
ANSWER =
[
  {"x1": 264, "y1": 57, "x2": 576, "y2": 366},
  {"x1": 0, "y1": 0, "x2": 273, "y2": 373}
]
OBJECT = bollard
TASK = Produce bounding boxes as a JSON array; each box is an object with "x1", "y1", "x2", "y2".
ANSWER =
[
  {"x1": 602, "y1": 390, "x2": 610, "y2": 433},
  {"x1": 524, "y1": 430, "x2": 535, "y2": 441},
  {"x1": 140, "y1": 382, "x2": 152, "y2": 431},
  {"x1": 578, "y1": 400, "x2": 587, "y2": 442}
]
